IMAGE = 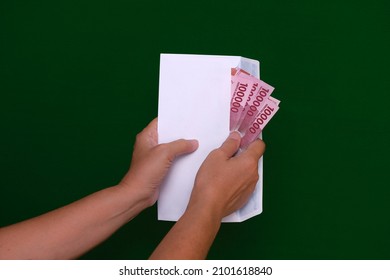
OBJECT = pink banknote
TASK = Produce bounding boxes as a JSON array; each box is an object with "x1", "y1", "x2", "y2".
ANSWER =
[
  {"x1": 229, "y1": 67, "x2": 280, "y2": 149},
  {"x1": 239, "y1": 98, "x2": 280, "y2": 149},
  {"x1": 268, "y1": 96, "x2": 280, "y2": 106},
  {"x1": 237, "y1": 80, "x2": 274, "y2": 134},
  {"x1": 230, "y1": 68, "x2": 254, "y2": 131}
]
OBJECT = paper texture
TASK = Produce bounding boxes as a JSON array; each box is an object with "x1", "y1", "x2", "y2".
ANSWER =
[{"x1": 157, "y1": 53, "x2": 262, "y2": 222}]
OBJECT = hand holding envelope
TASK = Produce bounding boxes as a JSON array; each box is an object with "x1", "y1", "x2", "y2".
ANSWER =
[
  {"x1": 188, "y1": 131, "x2": 266, "y2": 222},
  {"x1": 157, "y1": 54, "x2": 280, "y2": 222}
]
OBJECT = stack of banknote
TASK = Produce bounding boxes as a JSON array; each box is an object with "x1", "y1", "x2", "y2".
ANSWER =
[{"x1": 230, "y1": 67, "x2": 280, "y2": 149}]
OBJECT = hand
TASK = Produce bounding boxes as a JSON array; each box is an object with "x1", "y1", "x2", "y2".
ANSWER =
[
  {"x1": 119, "y1": 118, "x2": 198, "y2": 207},
  {"x1": 187, "y1": 131, "x2": 265, "y2": 220}
]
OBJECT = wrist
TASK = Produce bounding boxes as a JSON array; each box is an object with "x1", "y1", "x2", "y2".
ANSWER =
[
  {"x1": 119, "y1": 170, "x2": 158, "y2": 207},
  {"x1": 113, "y1": 184, "x2": 151, "y2": 218},
  {"x1": 187, "y1": 186, "x2": 228, "y2": 223},
  {"x1": 185, "y1": 199, "x2": 224, "y2": 226}
]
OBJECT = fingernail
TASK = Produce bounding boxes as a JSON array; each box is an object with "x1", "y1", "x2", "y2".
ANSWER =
[
  {"x1": 229, "y1": 131, "x2": 241, "y2": 141},
  {"x1": 189, "y1": 139, "x2": 199, "y2": 149}
]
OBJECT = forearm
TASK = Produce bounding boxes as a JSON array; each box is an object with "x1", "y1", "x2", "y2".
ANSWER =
[
  {"x1": 0, "y1": 185, "x2": 148, "y2": 259},
  {"x1": 149, "y1": 206, "x2": 221, "y2": 260}
]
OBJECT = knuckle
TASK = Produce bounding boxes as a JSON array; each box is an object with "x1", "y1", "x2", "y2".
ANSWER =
[
  {"x1": 242, "y1": 156, "x2": 258, "y2": 169},
  {"x1": 210, "y1": 149, "x2": 223, "y2": 158},
  {"x1": 260, "y1": 142, "x2": 266, "y2": 153},
  {"x1": 155, "y1": 143, "x2": 178, "y2": 161},
  {"x1": 261, "y1": 140, "x2": 266, "y2": 150},
  {"x1": 154, "y1": 143, "x2": 170, "y2": 157},
  {"x1": 257, "y1": 139, "x2": 266, "y2": 153},
  {"x1": 250, "y1": 139, "x2": 265, "y2": 155},
  {"x1": 153, "y1": 144, "x2": 167, "y2": 157},
  {"x1": 242, "y1": 157, "x2": 259, "y2": 180}
]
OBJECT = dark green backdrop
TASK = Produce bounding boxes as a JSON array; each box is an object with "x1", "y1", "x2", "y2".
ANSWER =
[{"x1": 1, "y1": 0, "x2": 389, "y2": 259}]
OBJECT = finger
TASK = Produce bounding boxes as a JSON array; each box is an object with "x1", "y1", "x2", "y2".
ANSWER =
[
  {"x1": 143, "y1": 117, "x2": 158, "y2": 135},
  {"x1": 218, "y1": 131, "x2": 241, "y2": 158},
  {"x1": 243, "y1": 139, "x2": 266, "y2": 161},
  {"x1": 164, "y1": 139, "x2": 199, "y2": 159},
  {"x1": 149, "y1": 117, "x2": 158, "y2": 128},
  {"x1": 140, "y1": 117, "x2": 157, "y2": 132},
  {"x1": 136, "y1": 118, "x2": 158, "y2": 147}
]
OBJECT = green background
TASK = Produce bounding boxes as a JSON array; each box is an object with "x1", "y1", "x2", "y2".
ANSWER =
[{"x1": 1, "y1": 0, "x2": 389, "y2": 259}]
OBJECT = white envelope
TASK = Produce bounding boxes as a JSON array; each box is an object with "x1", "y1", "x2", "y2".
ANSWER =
[{"x1": 157, "y1": 53, "x2": 263, "y2": 222}]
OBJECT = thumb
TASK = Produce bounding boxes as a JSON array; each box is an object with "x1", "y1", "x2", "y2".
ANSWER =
[
  {"x1": 219, "y1": 131, "x2": 241, "y2": 158},
  {"x1": 163, "y1": 139, "x2": 199, "y2": 159}
]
